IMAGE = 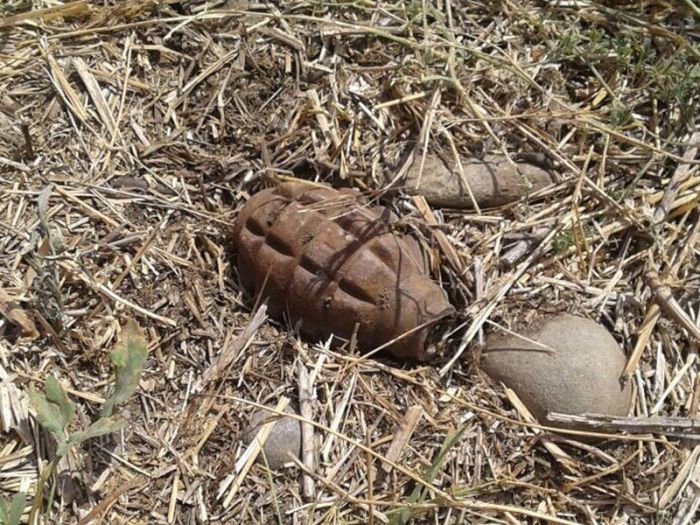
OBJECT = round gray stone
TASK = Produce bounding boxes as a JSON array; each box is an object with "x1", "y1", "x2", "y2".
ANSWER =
[
  {"x1": 480, "y1": 314, "x2": 632, "y2": 430},
  {"x1": 244, "y1": 405, "x2": 302, "y2": 469}
]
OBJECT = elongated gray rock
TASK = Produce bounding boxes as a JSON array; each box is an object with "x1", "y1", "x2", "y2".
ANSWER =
[{"x1": 402, "y1": 154, "x2": 556, "y2": 208}]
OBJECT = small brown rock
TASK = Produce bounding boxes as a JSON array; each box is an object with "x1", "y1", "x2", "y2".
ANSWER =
[
  {"x1": 244, "y1": 406, "x2": 302, "y2": 469},
  {"x1": 480, "y1": 314, "x2": 632, "y2": 431},
  {"x1": 402, "y1": 154, "x2": 556, "y2": 209}
]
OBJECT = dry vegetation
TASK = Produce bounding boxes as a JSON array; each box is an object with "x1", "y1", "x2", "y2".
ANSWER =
[{"x1": 1, "y1": 0, "x2": 699, "y2": 523}]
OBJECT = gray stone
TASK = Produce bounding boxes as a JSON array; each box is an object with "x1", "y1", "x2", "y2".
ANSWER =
[
  {"x1": 244, "y1": 405, "x2": 302, "y2": 469},
  {"x1": 480, "y1": 314, "x2": 632, "y2": 431},
  {"x1": 402, "y1": 154, "x2": 555, "y2": 209}
]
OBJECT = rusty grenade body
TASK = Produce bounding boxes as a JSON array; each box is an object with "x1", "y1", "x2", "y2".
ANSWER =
[{"x1": 232, "y1": 181, "x2": 454, "y2": 361}]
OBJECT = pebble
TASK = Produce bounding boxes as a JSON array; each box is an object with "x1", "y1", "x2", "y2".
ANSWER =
[{"x1": 244, "y1": 405, "x2": 302, "y2": 469}]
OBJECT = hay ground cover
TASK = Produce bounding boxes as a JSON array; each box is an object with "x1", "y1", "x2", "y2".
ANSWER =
[{"x1": 0, "y1": 1, "x2": 699, "y2": 523}]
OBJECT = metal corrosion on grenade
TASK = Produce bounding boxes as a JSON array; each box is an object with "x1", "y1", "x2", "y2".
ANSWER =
[{"x1": 232, "y1": 181, "x2": 455, "y2": 361}]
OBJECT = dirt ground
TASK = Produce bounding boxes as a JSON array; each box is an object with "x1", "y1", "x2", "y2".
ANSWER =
[{"x1": 1, "y1": 1, "x2": 699, "y2": 524}]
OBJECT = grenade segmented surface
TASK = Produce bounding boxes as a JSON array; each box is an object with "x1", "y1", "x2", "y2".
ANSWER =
[{"x1": 233, "y1": 181, "x2": 455, "y2": 361}]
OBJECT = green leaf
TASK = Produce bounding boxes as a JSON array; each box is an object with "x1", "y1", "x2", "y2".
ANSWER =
[
  {"x1": 0, "y1": 492, "x2": 26, "y2": 525},
  {"x1": 423, "y1": 425, "x2": 467, "y2": 483},
  {"x1": 101, "y1": 319, "x2": 148, "y2": 418},
  {"x1": 0, "y1": 498, "x2": 8, "y2": 525},
  {"x1": 28, "y1": 383, "x2": 70, "y2": 441},
  {"x1": 45, "y1": 375, "x2": 74, "y2": 428},
  {"x1": 68, "y1": 416, "x2": 126, "y2": 446},
  {"x1": 28, "y1": 376, "x2": 74, "y2": 451},
  {"x1": 7, "y1": 492, "x2": 25, "y2": 525}
]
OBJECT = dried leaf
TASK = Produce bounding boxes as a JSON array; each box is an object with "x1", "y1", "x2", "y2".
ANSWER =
[
  {"x1": 68, "y1": 416, "x2": 126, "y2": 446},
  {"x1": 101, "y1": 319, "x2": 148, "y2": 417},
  {"x1": 0, "y1": 290, "x2": 38, "y2": 338},
  {"x1": 37, "y1": 184, "x2": 53, "y2": 227}
]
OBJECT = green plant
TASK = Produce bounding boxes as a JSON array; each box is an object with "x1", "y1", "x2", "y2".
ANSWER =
[
  {"x1": 388, "y1": 425, "x2": 468, "y2": 525},
  {"x1": 27, "y1": 319, "x2": 148, "y2": 524},
  {"x1": 558, "y1": 28, "x2": 581, "y2": 55},
  {"x1": 0, "y1": 1, "x2": 30, "y2": 16},
  {"x1": 552, "y1": 229, "x2": 576, "y2": 254},
  {"x1": 0, "y1": 492, "x2": 26, "y2": 525},
  {"x1": 609, "y1": 102, "x2": 633, "y2": 130}
]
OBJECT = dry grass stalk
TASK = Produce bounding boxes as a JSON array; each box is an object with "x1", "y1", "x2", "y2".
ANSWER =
[
  {"x1": 655, "y1": 132, "x2": 700, "y2": 224},
  {"x1": 0, "y1": 1, "x2": 698, "y2": 523},
  {"x1": 0, "y1": 0, "x2": 89, "y2": 29},
  {"x1": 297, "y1": 363, "x2": 315, "y2": 501},
  {"x1": 221, "y1": 397, "x2": 290, "y2": 508},
  {"x1": 503, "y1": 387, "x2": 577, "y2": 472},
  {"x1": 379, "y1": 405, "x2": 423, "y2": 475},
  {"x1": 194, "y1": 305, "x2": 267, "y2": 393},
  {"x1": 646, "y1": 270, "x2": 700, "y2": 342}
]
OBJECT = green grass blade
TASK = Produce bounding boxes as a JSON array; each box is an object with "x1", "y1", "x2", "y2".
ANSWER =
[
  {"x1": 388, "y1": 425, "x2": 468, "y2": 525},
  {"x1": 0, "y1": 497, "x2": 8, "y2": 525}
]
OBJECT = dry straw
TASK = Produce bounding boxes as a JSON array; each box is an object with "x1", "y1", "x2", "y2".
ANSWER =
[{"x1": 0, "y1": 1, "x2": 699, "y2": 524}]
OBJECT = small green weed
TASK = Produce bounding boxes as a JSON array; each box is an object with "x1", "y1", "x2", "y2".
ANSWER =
[
  {"x1": 27, "y1": 319, "x2": 148, "y2": 523},
  {"x1": 0, "y1": 492, "x2": 26, "y2": 525},
  {"x1": 552, "y1": 230, "x2": 576, "y2": 254},
  {"x1": 387, "y1": 425, "x2": 468, "y2": 525}
]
